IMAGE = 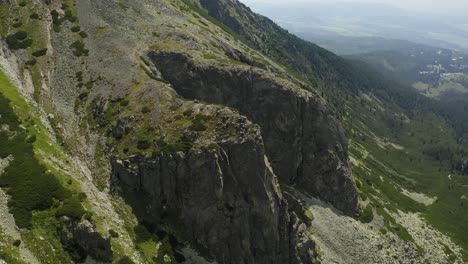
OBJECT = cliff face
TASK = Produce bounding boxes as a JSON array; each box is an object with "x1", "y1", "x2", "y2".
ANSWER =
[
  {"x1": 111, "y1": 116, "x2": 316, "y2": 264},
  {"x1": 149, "y1": 51, "x2": 358, "y2": 215}
]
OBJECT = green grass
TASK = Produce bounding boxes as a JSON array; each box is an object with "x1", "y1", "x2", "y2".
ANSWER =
[
  {"x1": 348, "y1": 94, "x2": 468, "y2": 260},
  {"x1": 0, "y1": 69, "x2": 88, "y2": 261}
]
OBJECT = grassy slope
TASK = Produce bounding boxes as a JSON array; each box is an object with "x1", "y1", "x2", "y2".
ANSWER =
[{"x1": 0, "y1": 70, "x2": 90, "y2": 263}]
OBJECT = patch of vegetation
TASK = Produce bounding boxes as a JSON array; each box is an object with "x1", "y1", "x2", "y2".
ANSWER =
[
  {"x1": 109, "y1": 229, "x2": 119, "y2": 238},
  {"x1": 30, "y1": 13, "x2": 39, "y2": 20},
  {"x1": 69, "y1": 40, "x2": 89, "y2": 57},
  {"x1": 79, "y1": 31, "x2": 88, "y2": 38},
  {"x1": 71, "y1": 25, "x2": 81, "y2": 32},
  {"x1": 358, "y1": 204, "x2": 374, "y2": 223},
  {"x1": 25, "y1": 59, "x2": 37, "y2": 66},
  {"x1": 189, "y1": 114, "x2": 209, "y2": 131},
  {"x1": 32, "y1": 48, "x2": 47, "y2": 57},
  {"x1": 6, "y1": 30, "x2": 32, "y2": 50},
  {"x1": 56, "y1": 197, "x2": 86, "y2": 220},
  {"x1": 117, "y1": 256, "x2": 135, "y2": 264}
]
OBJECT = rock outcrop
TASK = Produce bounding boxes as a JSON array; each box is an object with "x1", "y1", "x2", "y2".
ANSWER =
[
  {"x1": 111, "y1": 118, "x2": 316, "y2": 264},
  {"x1": 59, "y1": 219, "x2": 113, "y2": 263},
  {"x1": 149, "y1": 51, "x2": 358, "y2": 215}
]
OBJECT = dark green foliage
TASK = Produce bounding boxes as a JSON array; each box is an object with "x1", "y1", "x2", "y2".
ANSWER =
[
  {"x1": 26, "y1": 134, "x2": 36, "y2": 143},
  {"x1": 79, "y1": 31, "x2": 88, "y2": 38},
  {"x1": 25, "y1": 59, "x2": 37, "y2": 66},
  {"x1": 141, "y1": 106, "x2": 151, "y2": 113},
  {"x1": 56, "y1": 197, "x2": 86, "y2": 220},
  {"x1": 0, "y1": 93, "x2": 71, "y2": 228},
  {"x1": 78, "y1": 92, "x2": 89, "y2": 100},
  {"x1": 358, "y1": 205, "x2": 374, "y2": 223},
  {"x1": 134, "y1": 224, "x2": 152, "y2": 242},
  {"x1": 6, "y1": 31, "x2": 32, "y2": 50},
  {"x1": 183, "y1": 109, "x2": 193, "y2": 116},
  {"x1": 71, "y1": 26, "x2": 81, "y2": 32},
  {"x1": 109, "y1": 229, "x2": 119, "y2": 238},
  {"x1": 137, "y1": 140, "x2": 151, "y2": 150},
  {"x1": 32, "y1": 48, "x2": 48, "y2": 57},
  {"x1": 190, "y1": 114, "x2": 208, "y2": 131},
  {"x1": 63, "y1": 10, "x2": 77, "y2": 23},
  {"x1": 18, "y1": 1, "x2": 26, "y2": 7},
  {"x1": 12, "y1": 21, "x2": 22, "y2": 28},
  {"x1": 12, "y1": 240, "x2": 21, "y2": 247},
  {"x1": 30, "y1": 13, "x2": 39, "y2": 19},
  {"x1": 120, "y1": 99, "x2": 129, "y2": 106},
  {"x1": 51, "y1": 10, "x2": 61, "y2": 25},
  {"x1": 69, "y1": 40, "x2": 89, "y2": 57},
  {"x1": 117, "y1": 256, "x2": 135, "y2": 264}
]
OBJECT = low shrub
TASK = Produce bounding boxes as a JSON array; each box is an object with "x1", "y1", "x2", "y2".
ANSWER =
[
  {"x1": 190, "y1": 114, "x2": 209, "y2": 131},
  {"x1": 134, "y1": 225, "x2": 152, "y2": 242},
  {"x1": 25, "y1": 59, "x2": 37, "y2": 66},
  {"x1": 56, "y1": 197, "x2": 86, "y2": 220},
  {"x1": 79, "y1": 31, "x2": 88, "y2": 38},
  {"x1": 6, "y1": 31, "x2": 32, "y2": 50},
  {"x1": 32, "y1": 48, "x2": 47, "y2": 57},
  {"x1": 137, "y1": 140, "x2": 151, "y2": 150},
  {"x1": 12, "y1": 240, "x2": 21, "y2": 247},
  {"x1": 117, "y1": 256, "x2": 135, "y2": 264},
  {"x1": 358, "y1": 205, "x2": 374, "y2": 223},
  {"x1": 109, "y1": 229, "x2": 119, "y2": 238},
  {"x1": 71, "y1": 26, "x2": 81, "y2": 32}
]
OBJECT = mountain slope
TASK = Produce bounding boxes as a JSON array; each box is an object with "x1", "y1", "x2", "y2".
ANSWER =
[
  {"x1": 198, "y1": 0, "x2": 468, "y2": 261},
  {"x1": 0, "y1": 0, "x2": 466, "y2": 263}
]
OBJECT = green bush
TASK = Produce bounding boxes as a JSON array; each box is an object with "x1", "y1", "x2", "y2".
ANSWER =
[
  {"x1": 79, "y1": 31, "x2": 88, "y2": 38},
  {"x1": 117, "y1": 256, "x2": 135, "y2": 264},
  {"x1": 32, "y1": 48, "x2": 47, "y2": 57},
  {"x1": 183, "y1": 109, "x2": 193, "y2": 116},
  {"x1": 12, "y1": 240, "x2": 21, "y2": 247},
  {"x1": 109, "y1": 229, "x2": 119, "y2": 238},
  {"x1": 12, "y1": 22, "x2": 22, "y2": 28},
  {"x1": 30, "y1": 13, "x2": 39, "y2": 19},
  {"x1": 141, "y1": 106, "x2": 151, "y2": 113},
  {"x1": 56, "y1": 197, "x2": 86, "y2": 220},
  {"x1": 120, "y1": 99, "x2": 129, "y2": 106},
  {"x1": 70, "y1": 40, "x2": 89, "y2": 57},
  {"x1": 190, "y1": 114, "x2": 209, "y2": 131},
  {"x1": 6, "y1": 31, "x2": 32, "y2": 50},
  {"x1": 26, "y1": 134, "x2": 36, "y2": 143},
  {"x1": 25, "y1": 59, "x2": 37, "y2": 66},
  {"x1": 18, "y1": 1, "x2": 26, "y2": 7},
  {"x1": 137, "y1": 140, "x2": 151, "y2": 150},
  {"x1": 358, "y1": 205, "x2": 374, "y2": 223},
  {"x1": 134, "y1": 225, "x2": 152, "y2": 242},
  {"x1": 78, "y1": 92, "x2": 89, "y2": 101},
  {"x1": 71, "y1": 26, "x2": 81, "y2": 32}
]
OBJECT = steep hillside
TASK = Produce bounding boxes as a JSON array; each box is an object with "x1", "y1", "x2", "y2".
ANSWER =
[
  {"x1": 0, "y1": 0, "x2": 466, "y2": 263},
  {"x1": 199, "y1": 0, "x2": 468, "y2": 261}
]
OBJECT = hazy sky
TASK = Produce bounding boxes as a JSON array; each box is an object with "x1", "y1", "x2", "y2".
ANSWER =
[{"x1": 240, "y1": 0, "x2": 468, "y2": 16}]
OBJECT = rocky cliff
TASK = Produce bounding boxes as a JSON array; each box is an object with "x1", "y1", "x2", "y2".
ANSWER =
[
  {"x1": 149, "y1": 51, "x2": 357, "y2": 215},
  {"x1": 111, "y1": 112, "x2": 316, "y2": 263}
]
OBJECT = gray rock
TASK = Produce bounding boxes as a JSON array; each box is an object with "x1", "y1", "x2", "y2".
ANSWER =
[
  {"x1": 111, "y1": 123, "x2": 316, "y2": 264},
  {"x1": 149, "y1": 51, "x2": 358, "y2": 215},
  {"x1": 59, "y1": 219, "x2": 113, "y2": 263}
]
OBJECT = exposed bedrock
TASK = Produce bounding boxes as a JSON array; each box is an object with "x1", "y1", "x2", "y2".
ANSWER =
[
  {"x1": 148, "y1": 51, "x2": 358, "y2": 215},
  {"x1": 111, "y1": 123, "x2": 316, "y2": 263}
]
